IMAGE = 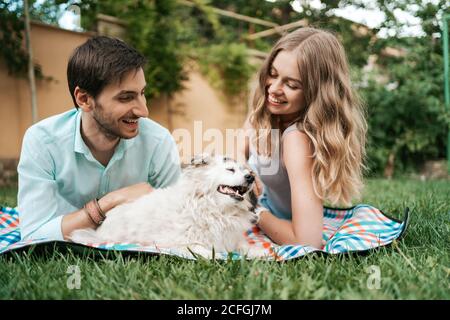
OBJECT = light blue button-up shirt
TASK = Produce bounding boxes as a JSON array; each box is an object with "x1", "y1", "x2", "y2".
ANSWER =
[{"x1": 17, "y1": 108, "x2": 181, "y2": 241}]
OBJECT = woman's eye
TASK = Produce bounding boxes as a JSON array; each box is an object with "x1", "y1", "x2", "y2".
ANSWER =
[
  {"x1": 227, "y1": 168, "x2": 235, "y2": 173},
  {"x1": 268, "y1": 68, "x2": 277, "y2": 77},
  {"x1": 287, "y1": 82, "x2": 301, "y2": 90}
]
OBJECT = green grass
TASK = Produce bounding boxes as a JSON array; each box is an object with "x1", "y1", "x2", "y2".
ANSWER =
[{"x1": 0, "y1": 179, "x2": 449, "y2": 299}]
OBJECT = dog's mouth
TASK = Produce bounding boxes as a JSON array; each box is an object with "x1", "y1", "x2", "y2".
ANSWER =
[{"x1": 217, "y1": 185, "x2": 248, "y2": 201}]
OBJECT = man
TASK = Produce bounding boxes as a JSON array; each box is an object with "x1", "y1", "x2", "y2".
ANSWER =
[{"x1": 17, "y1": 36, "x2": 181, "y2": 241}]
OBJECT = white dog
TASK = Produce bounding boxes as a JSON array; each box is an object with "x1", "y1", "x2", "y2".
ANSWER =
[{"x1": 70, "y1": 155, "x2": 266, "y2": 258}]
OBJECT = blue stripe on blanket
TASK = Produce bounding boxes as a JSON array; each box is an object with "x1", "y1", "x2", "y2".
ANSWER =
[{"x1": 0, "y1": 204, "x2": 409, "y2": 260}]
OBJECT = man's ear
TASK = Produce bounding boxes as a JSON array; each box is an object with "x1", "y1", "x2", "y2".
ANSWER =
[{"x1": 74, "y1": 86, "x2": 94, "y2": 112}]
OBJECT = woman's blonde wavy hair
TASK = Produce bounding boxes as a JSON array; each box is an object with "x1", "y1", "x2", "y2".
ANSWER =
[{"x1": 249, "y1": 27, "x2": 367, "y2": 206}]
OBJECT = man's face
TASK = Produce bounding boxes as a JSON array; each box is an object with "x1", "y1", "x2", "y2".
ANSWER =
[{"x1": 91, "y1": 67, "x2": 148, "y2": 140}]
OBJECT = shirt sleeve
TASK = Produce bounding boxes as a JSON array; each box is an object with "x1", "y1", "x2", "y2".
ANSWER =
[
  {"x1": 17, "y1": 128, "x2": 64, "y2": 241},
  {"x1": 148, "y1": 132, "x2": 181, "y2": 188}
]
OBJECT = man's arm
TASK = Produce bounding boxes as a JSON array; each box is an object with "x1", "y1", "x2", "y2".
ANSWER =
[
  {"x1": 18, "y1": 129, "x2": 153, "y2": 241},
  {"x1": 61, "y1": 183, "x2": 152, "y2": 240},
  {"x1": 18, "y1": 129, "x2": 67, "y2": 240},
  {"x1": 18, "y1": 129, "x2": 99, "y2": 241}
]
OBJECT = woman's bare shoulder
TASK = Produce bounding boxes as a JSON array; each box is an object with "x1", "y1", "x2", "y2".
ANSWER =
[{"x1": 282, "y1": 129, "x2": 314, "y2": 165}]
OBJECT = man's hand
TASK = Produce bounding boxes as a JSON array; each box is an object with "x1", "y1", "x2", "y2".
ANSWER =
[
  {"x1": 99, "y1": 182, "x2": 153, "y2": 213},
  {"x1": 62, "y1": 183, "x2": 153, "y2": 240}
]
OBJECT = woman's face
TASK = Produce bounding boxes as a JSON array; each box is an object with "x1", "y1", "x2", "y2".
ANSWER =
[{"x1": 265, "y1": 50, "x2": 306, "y2": 119}]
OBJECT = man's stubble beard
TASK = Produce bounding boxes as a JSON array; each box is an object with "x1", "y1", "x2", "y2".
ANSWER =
[{"x1": 92, "y1": 100, "x2": 128, "y2": 141}]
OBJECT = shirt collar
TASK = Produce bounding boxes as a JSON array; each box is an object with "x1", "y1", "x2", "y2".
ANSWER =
[{"x1": 74, "y1": 109, "x2": 89, "y2": 155}]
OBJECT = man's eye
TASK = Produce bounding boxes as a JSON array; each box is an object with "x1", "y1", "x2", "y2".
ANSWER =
[
  {"x1": 226, "y1": 168, "x2": 235, "y2": 173},
  {"x1": 119, "y1": 96, "x2": 133, "y2": 102}
]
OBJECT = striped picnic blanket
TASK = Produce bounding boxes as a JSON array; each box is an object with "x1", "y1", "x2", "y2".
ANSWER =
[{"x1": 0, "y1": 204, "x2": 409, "y2": 260}]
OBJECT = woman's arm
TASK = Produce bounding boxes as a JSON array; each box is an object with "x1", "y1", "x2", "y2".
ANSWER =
[
  {"x1": 257, "y1": 130, "x2": 323, "y2": 248},
  {"x1": 237, "y1": 118, "x2": 263, "y2": 197}
]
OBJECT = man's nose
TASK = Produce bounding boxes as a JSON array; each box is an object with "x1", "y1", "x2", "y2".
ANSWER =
[
  {"x1": 134, "y1": 95, "x2": 149, "y2": 118},
  {"x1": 245, "y1": 174, "x2": 255, "y2": 184}
]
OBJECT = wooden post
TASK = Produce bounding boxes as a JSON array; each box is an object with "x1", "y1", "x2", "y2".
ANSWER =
[
  {"x1": 23, "y1": 0, "x2": 38, "y2": 124},
  {"x1": 179, "y1": 0, "x2": 278, "y2": 28},
  {"x1": 245, "y1": 19, "x2": 308, "y2": 41}
]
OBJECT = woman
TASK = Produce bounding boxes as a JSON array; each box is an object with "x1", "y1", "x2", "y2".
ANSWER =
[{"x1": 240, "y1": 27, "x2": 367, "y2": 248}]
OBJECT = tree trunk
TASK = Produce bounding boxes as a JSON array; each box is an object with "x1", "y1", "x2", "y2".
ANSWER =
[{"x1": 24, "y1": 0, "x2": 38, "y2": 124}]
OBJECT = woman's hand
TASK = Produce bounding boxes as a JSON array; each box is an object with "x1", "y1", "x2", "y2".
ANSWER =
[{"x1": 253, "y1": 175, "x2": 264, "y2": 198}]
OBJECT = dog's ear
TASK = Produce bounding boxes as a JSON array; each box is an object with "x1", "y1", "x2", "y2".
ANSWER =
[{"x1": 190, "y1": 154, "x2": 211, "y2": 167}]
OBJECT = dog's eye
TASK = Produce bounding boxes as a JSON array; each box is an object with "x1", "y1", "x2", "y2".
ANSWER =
[{"x1": 226, "y1": 168, "x2": 235, "y2": 173}]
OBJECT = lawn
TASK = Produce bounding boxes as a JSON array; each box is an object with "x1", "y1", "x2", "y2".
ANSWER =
[{"x1": 0, "y1": 179, "x2": 449, "y2": 299}]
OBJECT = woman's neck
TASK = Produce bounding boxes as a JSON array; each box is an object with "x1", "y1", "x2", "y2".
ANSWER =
[{"x1": 277, "y1": 113, "x2": 300, "y2": 132}]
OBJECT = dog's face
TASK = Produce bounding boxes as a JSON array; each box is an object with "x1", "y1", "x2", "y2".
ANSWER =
[{"x1": 184, "y1": 154, "x2": 256, "y2": 206}]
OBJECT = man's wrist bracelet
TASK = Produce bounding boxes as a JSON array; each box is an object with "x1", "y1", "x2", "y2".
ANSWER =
[
  {"x1": 83, "y1": 207, "x2": 96, "y2": 225},
  {"x1": 93, "y1": 198, "x2": 106, "y2": 219},
  {"x1": 84, "y1": 199, "x2": 106, "y2": 226}
]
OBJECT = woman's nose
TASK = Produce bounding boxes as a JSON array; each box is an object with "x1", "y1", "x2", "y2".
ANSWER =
[{"x1": 268, "y1": 79, "x2": 283, "y2": 95}]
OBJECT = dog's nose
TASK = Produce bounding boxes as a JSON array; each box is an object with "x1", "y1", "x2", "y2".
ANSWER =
[{"x1": 245, "y1": 174, "x2": 255, "y2": 184}]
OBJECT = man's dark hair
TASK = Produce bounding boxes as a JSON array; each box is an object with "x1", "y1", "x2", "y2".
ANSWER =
[{"x1": 67, "y1": 36, "x2": 146, "y2": 108}]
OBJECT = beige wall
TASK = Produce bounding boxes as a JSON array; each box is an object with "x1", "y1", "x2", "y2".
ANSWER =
[
  {"x1": 0, "y1": 60, "x2": 23, "y2": 158},
  {"x1": 0, "y1": 21, "x2": 250, "y2": 161},
  {"x1": 0, "y1": 21, "x2": 93, "y2": 159},
  {"x1": 149, "y1": 71, "x2": 249, "y2": 162}
]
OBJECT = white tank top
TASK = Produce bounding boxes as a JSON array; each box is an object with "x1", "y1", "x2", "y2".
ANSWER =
[{"x1": 247, "y1": 123, "x2": 300, "y2": 220}]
